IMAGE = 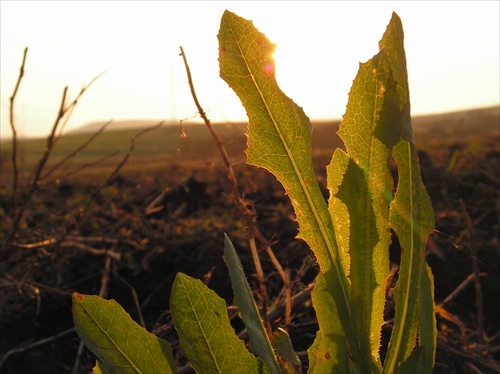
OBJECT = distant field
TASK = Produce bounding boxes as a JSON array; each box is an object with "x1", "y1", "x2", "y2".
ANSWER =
[
  {"x1": 1, "y1": 105, "x2": 498, "y2": 186},
  {"x1": 0, "y1": 122, "x2": 248, "y2": 185}
]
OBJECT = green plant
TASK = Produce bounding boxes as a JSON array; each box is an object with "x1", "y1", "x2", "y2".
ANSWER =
[{"x1": 73, "y1": 10, "x2": 436, "y2": 373}]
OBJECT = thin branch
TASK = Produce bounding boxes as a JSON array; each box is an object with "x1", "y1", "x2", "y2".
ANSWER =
[
  {"x1": 99, "y1": 255, "x2": 112, "y2": 298},
  {"x1": 248, "y1": 236, "x2": 271, "y2": 334},
  {"x1": 62, "y1": 242, "x2": 121, "y2": 261},
  {"x1": 104, "y1": 121, "x2": 164, "y2": 185},
  {"x1": 0, "y1": 327, "x2": 75, "y2": 371},
  {"x1": 43, "y1": 151, "x2": 120, "y2": 183},
  {"x1": 437, "y1": 342, "x2": 500, "y2": 373},
  {"x1": 2, "y1": 74, "x2": 103, "y2": 252},
  {"x1": 72, "y1": 341, "x2": 85, "y2": 374},
  {"x1": 121, "y1": 278, "x2": 147, "y2": 328},
  {"x1": 460, "y1": 199, "x2": 485, "y2": 344},
  {"x1": 438, "y1": 272, "x2": 487, "y2": 308},
  {"x1": 27, "y1": 73, "x2": 103, "y2": 195},
  {"x1": 178, "y1": 47, "x2": 243, "y2": 217},
  {"x1": 11, "y1": 237, "x2": 122, "y2": 261},
  {"x1": 9, "y1": 47, "x2": 28, "y2": 214},
  {"x1": 42, "y1": 120, "x2": 113, "y2": 180},
  {"x1": 51, "y1": 71, "x2": 106, "y2": 150},
  {"x1": 179, "y1": 46, "x2": 292, "y2": 335},
  {"x1": 237, "y1": 282, "x2": 315, "y2": 341}
]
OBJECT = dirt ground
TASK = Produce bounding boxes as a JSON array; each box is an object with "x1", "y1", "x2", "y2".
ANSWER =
[{"x1": 0, "y1": 106, "x2": 499, "y2": 373}]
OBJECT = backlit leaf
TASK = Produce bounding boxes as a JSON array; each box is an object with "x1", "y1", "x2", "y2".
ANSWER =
[
  {"x1": 72, "y1": 293, "x2": 176, "y2": 374},
  {"x1": 379, "y1": 13, "x2": 436, "y2": 374},
  {"x1": 170, "y1": 273, "x2": 260, "y2": 373},
  {"x1": 217, "y1": 9, "x2": 366, "y2": 370},
  {"x1": 307, "y1": 272, "x2": 349, "y2": 373},
  {"x1": 331, "y1": 47, "x2": 400, "y2": 369}
]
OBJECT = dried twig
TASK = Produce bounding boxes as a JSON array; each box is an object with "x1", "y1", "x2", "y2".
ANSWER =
[
  {"x1": 237, "y1": 282, "x2": 315, "y2": 341},
  {"x1": 438, "y1": 272, "x2": 487, "y2": 308},
  {"x1": 104, "y1": 121, "x2": 164, "y2": 185},
  {"x1": 437, "y1": 342, "x2": 500, "y2": 373},
  {"x1": 3, "y1": 74, "x2": 102, "y2": 251},
  {"x1": 33, "y1": 73, "x2": 103, "y2": 186},
  {"x1": 43, "y1": 151, "x2": 120, "y2": 183},
  {"x1": 0, "y1": 327, "x2": 75, "y2": 371},
  {"x1": 459, "y1": 199, "x2": 485, "y2": 344},
  {"x1": 121, "y1": 278, "x2": 146, "y2": 328},
  {"x1": 72, "y1": 341, "x2": 85, "y2": 374},
  {"x1": 12, "y1": 238, "x2": 121, "y2": 261},
  {"x1": 179, "y1": 46, "x2": 293, "y2": 334},
  {"x1": 50, "y1": 72, "x2": 105, "y2": 149},
  {"x1": 42, "y1": 120, "x2": 113, "y2": 180},
  {"x1": 62, "y1": 242, "x2": 121, "y2": 261},
  {"x1": 9, "y1": 47, "x2": 29, "y2": 214},
  {"x1": 99, "y1": 255, "x2": 113, "y2": 299}
]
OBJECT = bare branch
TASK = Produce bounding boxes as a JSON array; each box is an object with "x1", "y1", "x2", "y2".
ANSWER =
[
  {"x1": 0, "y1": 327, "x2": 75, "y2": 371},
  {"x1": 42, "y1": 120, "x2": 113, "y2": 180},
  {"x1": 179, "y1": 46, "x2": 243, "y2": 218},
  {"x1": 9, "y1": 47, "x2": 28, "y2": 213},
  {"x1": 179, "y1": 46, "x2": 292, "y2": 334},
  {"x1": 104, "y1": 121, "x2": 164, "y2": 185},
  {"x1": 52, "y1": 71, "x2": 106, "y2": 148},
  {"x1": 42, "y1": 151, "x2": 120, "y2": 183},
  {"x1": 2, "y1": 74, "x2": 103, "y2": 251}
]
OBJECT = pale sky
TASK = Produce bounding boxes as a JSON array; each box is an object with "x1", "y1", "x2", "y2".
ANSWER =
[{"x1": 1, "y1": 1, "x2": 499, "y2": 139}]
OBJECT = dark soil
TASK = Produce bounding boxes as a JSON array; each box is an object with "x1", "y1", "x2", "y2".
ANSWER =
[{"x1": 1, "y1": 108, "x2": 499, "y2": 373}]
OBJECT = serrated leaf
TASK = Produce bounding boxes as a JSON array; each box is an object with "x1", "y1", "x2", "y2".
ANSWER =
[
  {"x1": 217, "y1": 9, "x2": 365, "y2": 370},
  {"x1": 222, "y1": 234, "x2": 281, "y2": 374},
  {"x1": 72, "y1": 293, "x2": 176, "y2": 374},
  {"x1": 330, "y1": 47, "x2": 400, "y2": 369},
  {"x1": 379, "y1": 13, "x2": 436, "y2": 374},
  {"x1": 384, "y1": 128, "x2": 435, "y2": 374},
  {"x1": 307, "y1": 272, "x2": 349, "y2": 374},
  {"x1": 378, "y1": 13, "x2": 413, "y2": 143},
  {"x1": 170, "y1": 272, "x2": 260, "y2": 374}
]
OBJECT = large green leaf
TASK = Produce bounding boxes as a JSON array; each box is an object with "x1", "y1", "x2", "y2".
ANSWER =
[
  {"x1": 170, "y1": 273, "x2": 260, "y2": 374},
  {"x1": 331, "y1": 47, "x2": 401, "y2": 369},
  {"x1": 217, "y1": 9, "x2": 366, "y2": 371},
  {"x1": 222, "y1": 234, "x2": 281, "y2": 374},
  {"x1": 379, "y1": 13, "x2": 436, "y2": 374},
  {"x1": 72, "y1": 293, "x2": 176, "y2": 374}
]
